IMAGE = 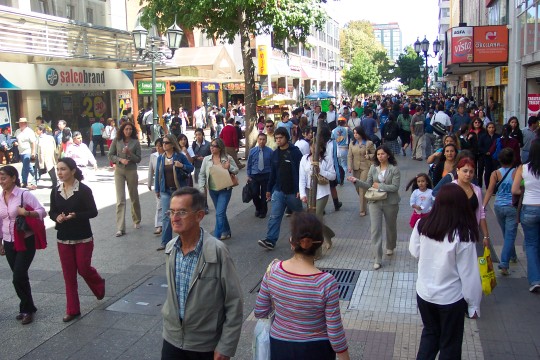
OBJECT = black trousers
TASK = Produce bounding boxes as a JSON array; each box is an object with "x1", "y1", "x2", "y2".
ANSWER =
[
  {"x1": 250, "y1": 173, "x2": 269, "y2": 215},
  {"x1": 416, "y1": 294, "x2": 466, "y2": 360},
  {"x1": 4, "y1": 236, "x2": 37, "y2": 314},
  {"x1": 270, "y1": 337, "x2": 335, "y2": 360},
  {"x1": 48, "y1": 167, "x2": 58, "y2": 188},
  {"x1": 161, "y1": 340, "x2": 213, "y2": 360},
  {"x1": 92, "y1": 135, "x2": 105, "y2": 156}
]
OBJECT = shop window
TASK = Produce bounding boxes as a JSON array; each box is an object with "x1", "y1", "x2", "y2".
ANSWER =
[
  {"x1": 519, "y1": 13, "x2": 526, "y2": 56},
  {"x1": 66, "y1": 4, "x2": 75, "y2": 20},
  {"x1": 525, "y1": 5, "x2": 536, "y2": 54},
  {"x1": 86, "y1": 7, "x2": 94, "y2": 24},
  {"x1": 31, "y1": 0, "x2": 53, "y2": 15}
]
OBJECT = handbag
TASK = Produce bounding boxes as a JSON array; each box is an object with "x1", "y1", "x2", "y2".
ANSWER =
[
  {"x1": 242, "y1": 183, "x2": 252, "y2": 203},
  {"x1": 230, "y1": 173, "x2": 239, "y2": 187},
  {"x1": 364, "y1": 187, "x2": 387, "y2": 201},
  {"x1": 102, "y1": 127, "x2": 110, "y2": 139},
  {"x1": 478, "y1": 246, "x2": 497, "y2": 295},
  {"x1": 209, "y1": 165, "x2": 233, "y2": 191},
  {"x1": 15, "y1": 192, "x2": 30, "y2": 232},
  {"x1": 316, "y1": 173, "x2": 329, "y2": 185}
]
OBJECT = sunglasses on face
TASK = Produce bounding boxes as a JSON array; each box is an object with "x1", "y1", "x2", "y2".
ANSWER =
[{"x1": 163, "y1": 141, "x2": 172, "y2": 145}]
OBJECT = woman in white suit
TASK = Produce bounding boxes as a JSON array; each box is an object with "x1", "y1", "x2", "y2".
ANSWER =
[{"x1": 347, "y1": 144, "x2": 401, "y2": 269}]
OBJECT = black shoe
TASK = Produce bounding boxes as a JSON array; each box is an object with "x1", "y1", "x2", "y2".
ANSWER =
[
  {"x1": 258, "y1": 239, "x2": 275, "y2": 250},
  {"x1": 333, "y1": 200, "x2": 342, "y2": 211},
  {"x1": 255, "y1": 210, "x2": 260, "y2": 217},
  {"x1": 258, "y1": 213, "x2": 266, "y2": 219}
]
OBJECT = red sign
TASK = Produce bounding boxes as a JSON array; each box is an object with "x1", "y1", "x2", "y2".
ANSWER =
[
  {"x1": 528, "y1": 94, "x2": 540, "y2": 118},
  {"x1": 473, "y1": 26, "x2": 508, "y2": 63},
  {"x1": 451, "y1": 27, "x2": 473, "y2": 64}
]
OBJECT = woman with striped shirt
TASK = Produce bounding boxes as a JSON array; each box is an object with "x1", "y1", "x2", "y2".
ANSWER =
[{"x1": 254, "y1": 212, "x2": 350, "y2": 360}]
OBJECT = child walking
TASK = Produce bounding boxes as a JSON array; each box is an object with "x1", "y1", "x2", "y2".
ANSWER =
[{"x1": 406, "y1": 173, "x2": 434, "y2": 228}]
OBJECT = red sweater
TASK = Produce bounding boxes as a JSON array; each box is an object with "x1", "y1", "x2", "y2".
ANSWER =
[{"x1": 220, "y1": 124, "x2": 238, "y2": 148}]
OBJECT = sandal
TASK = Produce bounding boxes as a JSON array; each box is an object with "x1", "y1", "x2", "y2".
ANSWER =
[
  {"x1": 153, "y1": 227, "x2": 162, "y2": 235},
  {"x1": 360, "y1": 211, "x2": 366, "y2": 217}
]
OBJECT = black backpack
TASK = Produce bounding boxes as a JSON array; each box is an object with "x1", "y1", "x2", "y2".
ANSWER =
[{"x1": 383, "y1": 121, "x2": 399, "y2": 141}]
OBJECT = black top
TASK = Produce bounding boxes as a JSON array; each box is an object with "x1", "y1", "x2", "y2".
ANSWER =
[
  {"x1": 468, "y1": 192, "x2": 479, "y2": 213},
  {"x1": 278, "y1": 148, "x2": 295, "y2": 194},
  {"x1": 49, "y1": 181, "x2": 98, "y2": 241}
]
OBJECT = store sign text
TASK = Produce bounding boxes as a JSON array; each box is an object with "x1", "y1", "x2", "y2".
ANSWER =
[{"x1": 46, "y1": 68, "x2": 105, "y2": 87}]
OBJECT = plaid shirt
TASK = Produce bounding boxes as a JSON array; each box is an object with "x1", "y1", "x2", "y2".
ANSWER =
[{"x1": 174, "y1": 229, "x2": 204, "y2": 320}]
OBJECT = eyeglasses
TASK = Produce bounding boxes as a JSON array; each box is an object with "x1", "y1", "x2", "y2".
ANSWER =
[
  {"x1": 162, "y1": 141, "x2": 172, "y2": 145},
  {"x1": 266, "y1": 125, "x2": 274, "y2": 128},
  {"x1": 166, "y1": 209, "x2": 198, "y2": 218}
]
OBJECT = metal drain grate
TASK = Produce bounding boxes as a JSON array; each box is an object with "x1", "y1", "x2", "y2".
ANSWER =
[{"x1": 320, "y1": 268, "x2": 361, "y2": 301}]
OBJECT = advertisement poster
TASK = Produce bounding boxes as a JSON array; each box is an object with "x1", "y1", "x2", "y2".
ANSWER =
[
  {"x1": 82, "y1": 93, "x2": 108, "y2": 119},
  {"x1": 527, "y1": 94, "x2": 540, "y2": 118},
  {"x1": 0, "y1": 91, "x2": 11, "y2": 129},
  {"x1": 473, "y1": 26, "x2": 509, "y2": 63},
  {"x1": 451, "y1": 27, "x2": 473, "y2": 64}
]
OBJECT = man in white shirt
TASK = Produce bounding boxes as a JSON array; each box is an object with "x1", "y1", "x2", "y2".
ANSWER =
[
  {"x1": 14, "y1": 118, "x2": 37, "y2": 189},
  {"x1": 431, "y1": 104, "x2": 452, "y2": 132},
  {"x1": 142, "y1": 106, "x2": 154, "y2": 147},
  {"x1": 193, "y1": 106, "x2": 205, "y2": 129}
]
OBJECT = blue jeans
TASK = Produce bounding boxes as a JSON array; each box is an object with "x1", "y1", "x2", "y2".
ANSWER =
[
  {"x1": 494, "y1": 205, "x2": 518, "y2": 269},
  {"x1": 520, "y1": 205, "x2": 540, "y2": 286},
  {"x1": 160, "y1": 191, "x2": 174, "y2": 247},
  {"x1": 21, "y1": 154, "x2": 36, "y2": 186},
  {"x1": 209, "y1": 188, "x2": 232, "y2": 238},
  {"x1": 266, "y1": 190, "x2": 303, "y2": 245},
  {"x1": 337, "y1": 148, "x2": 348, "y2": 176}
]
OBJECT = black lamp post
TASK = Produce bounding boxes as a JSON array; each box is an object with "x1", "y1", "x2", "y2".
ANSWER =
[
  {"x1": 328, "y1": 58, "x2": 345, "y2": 97},
  {"x1": 414, "y1": 36, "x2": 440, "y2": 107},
  {"x1": 132, "y1": 19, "x2": 183, "y2": 141}
]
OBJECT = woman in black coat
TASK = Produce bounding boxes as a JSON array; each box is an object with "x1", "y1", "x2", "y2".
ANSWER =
[{"x1": 477, "y1": 122, "x2": 500, "y2": 188}]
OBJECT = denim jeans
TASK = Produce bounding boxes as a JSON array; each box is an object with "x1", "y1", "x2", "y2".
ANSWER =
[
  {"x1": 494, "y1": 205, "x2": 518, "y2": 269},
  {"x1": 209, "y1": 188, "x2": 232, "y2": 238},
  {"x1": 266, "y1": 190, "x2": 303, "y2": 245},
  {"x1": 160, "y1": 191, "x2": 174, "y2": 247},
  {"x1": 337, "y1": 148, "x2": 348, "y2": 175},
  {"x1": 20, "y1": 153, "x2": 36, "y2": 186},
  {"x1": 520, "y1": 205, "x2": 540, "y2": 286}
]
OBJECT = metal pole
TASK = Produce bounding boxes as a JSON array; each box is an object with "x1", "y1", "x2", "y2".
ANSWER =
[
  {"x1": 334, "y1": 67, "x2": 337, "y2": 96},
  {"x1": 424, "y1": 55, "x2": 428, "y2": 107},
  {"x1": 151, "y1": 39, "x2": 160, "y2": 142}
]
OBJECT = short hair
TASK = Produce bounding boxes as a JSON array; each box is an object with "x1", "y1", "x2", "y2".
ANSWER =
[
  {"x1": 58, "y1": 120, "x2": 67, "y2": 126},
  {"x1": 282, "y1": 112, "x2": 289, "y2": 119},
  {"x1": 498, "y1": 148, "x2": 514, "y2": 166},
  {"x1": 265, "y1": 119, "x2": 274, "y2": 125},
  {"x1": 73, "y1": 131, "x2": 82, "y2": 138},
  {"x1": 528, "y1": 116, "x2": 538, "y2": 126},
  {"x1": 227, "y1": 117, "x2": 235, "y2": 124},
  {"x1": 171, "y1": 187, "x2": 206, "y2": 211},
  {"x1": 257, "y1": 133, "x2": 267, "y2": 139},
  {"x1": 274, "y1": 126, "x2": 290, "y2": 141},
  {"x1": 155, "y1": 138, "x2": 163, "y2": 146},
  {"x1": 456, "y1": 157, "x2": 475, "y2": 170},
  {"x1": 37, "y1": 124, "x2": 47, "y2": 132},
  {"x1": 290, "y1": 212, "x2": 323, "y2": 256}
]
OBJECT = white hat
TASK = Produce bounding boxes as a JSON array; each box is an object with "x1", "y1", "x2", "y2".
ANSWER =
[{"x1": 18, "y1": 118, "x2": 28, "y2": 123}]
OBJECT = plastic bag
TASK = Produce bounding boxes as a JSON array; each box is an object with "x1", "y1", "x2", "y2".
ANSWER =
[
  {"x1": 478, "y1": 246, "x2": 497, "y2": 295},
  {"x1": 252, "y1": 318, "x2": 271, "y2": 360}
]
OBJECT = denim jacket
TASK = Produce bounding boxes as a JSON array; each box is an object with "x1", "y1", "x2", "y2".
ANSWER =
[{"x1": 155, "y1": 152, "x2": 194, "y2": 193}]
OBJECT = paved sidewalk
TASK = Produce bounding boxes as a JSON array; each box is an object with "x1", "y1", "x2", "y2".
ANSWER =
[{"x1": 0, "y1": 136, "x2": 538, "y2": 359}]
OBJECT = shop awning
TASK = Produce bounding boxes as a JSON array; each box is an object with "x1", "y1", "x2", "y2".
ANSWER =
[
  {"x1": 270, "y1": 61, "x2": 293, "y2": 77},
  {"x1": 301, "y1": 66, "x2": 319, "y2": 79}
]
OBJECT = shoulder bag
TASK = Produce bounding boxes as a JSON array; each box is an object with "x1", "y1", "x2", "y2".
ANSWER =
[
  {"x1": 209, "y1": 164, "x2": 234, "y2": 191},
  {"x1": 15, "y1": 191, "x2": 30, "y2": 232},
  {"x1": 102, "y1": 127, "x2": 110, "y2": 140}
]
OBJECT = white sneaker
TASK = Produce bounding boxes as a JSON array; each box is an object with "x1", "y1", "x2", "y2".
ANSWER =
[
  {"x1": 373, "y1": 263, "x2": 381, "y2": 270},
  {"x1": 386, "y1": 249, "x2": 394, "y2": 256},
  {"x1": 529, "y1": 284, "x2": 540, "y2": 293}
]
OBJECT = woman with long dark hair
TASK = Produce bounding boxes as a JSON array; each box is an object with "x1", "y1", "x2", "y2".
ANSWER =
[
  {"x1": 431, "y1": 144, "x2": 458, "y2": 187},
  {"x1": 347, "y1": 126, "x2": 376, "y2": 216},
  {"x1": 512, "y1": 139, "x2": 540, "y2": 292},
  {"x1": 409, "y1": 183, "x2": 482, "y2": 359},
  {"x1": 347, "y1": 145, "x2": 401, "y2": 269},
  {"x1": 107, "y1": 122, "x2": 142, "y2": 237},
  {"x1": 255, "y1": 213, "x2": 350, "y2": 360},
  {"x1": 154, "y1": 134, "x2": 193, "y2": 250},
  {"x1": 0, "y1": 165, "x2": 46, "y2": 325},
  {"x1": 397, "y1": 106, "x2": 412, "y2": 156},
  {"x1": 49, "y1": 157, "x2": 105, "y2": 322},
  {"x1": 477, "y1": 122, "x2": 499, "y2": 188}
]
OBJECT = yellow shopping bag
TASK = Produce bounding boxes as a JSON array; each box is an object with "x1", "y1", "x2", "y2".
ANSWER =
[{"x1": 478, "y1": 246, "x2": 497, "y2": 295}]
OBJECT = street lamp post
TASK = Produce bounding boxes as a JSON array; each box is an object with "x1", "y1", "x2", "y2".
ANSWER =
[
  {"x1": 132, "y1": 20, "x2": 183, "y2": 142},
  {"x1": 414, "y1": 36, "x2": 440, "y2": 108},
  {"x1": 328, "y1": 58, "x2": 345, "y2": 97}
]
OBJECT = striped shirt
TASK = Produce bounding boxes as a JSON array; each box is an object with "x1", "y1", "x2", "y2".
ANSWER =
[
  {"x1": 254, "y1": 261, "x2": 348, "y2": 353},
  {"x1": 174, "y1": 230, "x2": 204, "y2": 320}
]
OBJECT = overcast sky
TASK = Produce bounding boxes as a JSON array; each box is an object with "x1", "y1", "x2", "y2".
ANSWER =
[{"x1": 325, "y1": 0, "x2": 440, "y2": 53}]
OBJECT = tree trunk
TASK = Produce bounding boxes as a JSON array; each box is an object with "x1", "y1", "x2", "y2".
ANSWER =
[
  {"x1": 238, "y1": 12, "x2": 258, "y2": 155},
  {"x1": 307, "y1": 117, "x2": 325, "y2": 214}
]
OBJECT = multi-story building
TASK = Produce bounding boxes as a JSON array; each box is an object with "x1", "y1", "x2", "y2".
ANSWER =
[
  {"x1": 0, "y1": 1, "x2": 137, "y2": 133},
  {"x1": 373, "y1": 23, "x2": 402, "y2": 62}
]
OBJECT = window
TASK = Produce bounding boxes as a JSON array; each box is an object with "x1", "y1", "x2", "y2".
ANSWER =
[
  {"x1": 86, "y1": 7, "x2": 94, "y2": 24},
  {"x1": 66, "y1": 5, "x2": 75, "y2": 20},
  {"x1": 33, "y1": 0, "x2": 52, "y2": 15}
]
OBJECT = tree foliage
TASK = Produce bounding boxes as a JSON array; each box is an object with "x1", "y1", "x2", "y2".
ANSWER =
[
  {"x1": 140, "y1": 0, "x2": 328, "y2": 149},
  {"x1": 342, "y1": 52, "x2": 380, "y2": 96},
  {"x1": 394, "y1": 45, "x2": 424, "y2": 88},
  {"x1": 340, "y1": 20, "x2": 393, "y2": 86}
]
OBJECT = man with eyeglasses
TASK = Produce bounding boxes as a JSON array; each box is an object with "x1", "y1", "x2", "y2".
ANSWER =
[
  {"x1": 258, "y1": 127, "x2": 303, "y2": 250},
  {"x1": 161, "y1": 187, "x2": 243, "y2": 360},
  {"x1": 264, "y1": 120, "x2": 277, "y2": 150}
]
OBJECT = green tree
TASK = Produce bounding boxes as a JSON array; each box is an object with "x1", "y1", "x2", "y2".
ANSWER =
[
  {"x1": 140, "y1": 0, "x2": 328, "y2": 150},
  {"x1": 409, "y1": 77, "x2": 424, "y2": 91},
  {"x1": 372, "y1": 50, "x2": 393, "y2": 83},
  {"x1": 342, "y1": 52, "x2": 380, "y2": 96},
  {"x1": 394, "y1": 45, "x2": 424, "y2": 88}
]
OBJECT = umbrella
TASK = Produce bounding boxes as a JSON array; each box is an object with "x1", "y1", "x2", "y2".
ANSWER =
[
  {"x1": 406, "y1": 89, "x2": 422, "y2": 96},
  {"x1": 257, "y1": 94, "x2": 297, "y2": 106},
  {"x1": 305, "y1": 91, "x2": 336, "y2": 100}
]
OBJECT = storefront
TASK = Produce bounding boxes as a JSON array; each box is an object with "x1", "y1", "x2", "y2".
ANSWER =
[
  {"x1": 201, "y1": 82, "x2": 220, "y2": 108},
  {"x1": 170, "y1": 82, "x2": 192, "y2": 112},
  {"x1": 0, "y1": 62, "x2": 134, "y2": 132},
  {"x1": 137, "y1": 80, "x2": 166, "y2": 118},
  {"x1": 223, "y1": 82, "x2": 245, "y2": 106},
  {"x1": 485, "y1": 66, "x2": 508, "y2": 125}
]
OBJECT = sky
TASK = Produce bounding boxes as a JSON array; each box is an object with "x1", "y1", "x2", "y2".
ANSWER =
[{"x1": 325, "y1": 0, "x2": 440, "y2": 55}]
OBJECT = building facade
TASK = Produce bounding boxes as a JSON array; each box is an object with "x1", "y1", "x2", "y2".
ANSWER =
[{"x1": 373, "y1": 23, "x2": 402, "y2": 62}]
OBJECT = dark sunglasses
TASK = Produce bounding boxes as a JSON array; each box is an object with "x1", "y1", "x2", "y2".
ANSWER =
[
  {"x1": 162, "y1": 141, "x2": 172, "y2": 144},
  {"x1": 266, "y1": 125, "x2": 274, "y2": 128}
]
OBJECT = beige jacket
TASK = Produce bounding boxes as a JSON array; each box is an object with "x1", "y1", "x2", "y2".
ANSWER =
[
  {"x1": 37, "y1": 134, "x2": 57, "y2": 171},
  {"x1": 347, "y1": 140, "x2": 376, "y2": 171}
]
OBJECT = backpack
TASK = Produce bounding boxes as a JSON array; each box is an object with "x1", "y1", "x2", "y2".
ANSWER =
[{"x1": 383, "y1": 121, "x2": 399, "y2": 141}]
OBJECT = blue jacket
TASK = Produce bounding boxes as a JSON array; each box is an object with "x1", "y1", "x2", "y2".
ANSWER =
[
  {"x1": 155, "y1": 152, "x2": 194, "y2": 193},
  {"x1": 267, "y1": 143, "x2": 303, "y2": 194},
  {"x1": 247, "y1": 145, "x2": 273, "y2": 176}
]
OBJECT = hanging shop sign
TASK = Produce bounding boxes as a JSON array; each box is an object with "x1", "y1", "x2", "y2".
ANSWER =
[
  {"x1": 0, "y1": 91, "x2": 11, "y2": 128},
  {"x1": 447, "y1": 26, "x2": 508, "y2": 65},
  {"x1": 528, "y1": 94, "x2": 540, "y2": 118},
  {"x1": 138, "y1": 81, "x2": 166, "y2": 95},
  {"x1": 223, "y1": 83, "x2": 245, "y2": 91},
  {"x1": 171, "y1": 82, "x2": 191, "y2": 93},
  {"x1": 450, "y1": 27, "x2": 473, "y2": 64},
  {"x1": 258, "y1": 45, "x2": 268, "y2": 76},
  {"x1": 0, "y1": 62, "x2": 133, "y2": 90},
  {"x1": 202, "y1": 82, "x2": 220, "y2": 93}
]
